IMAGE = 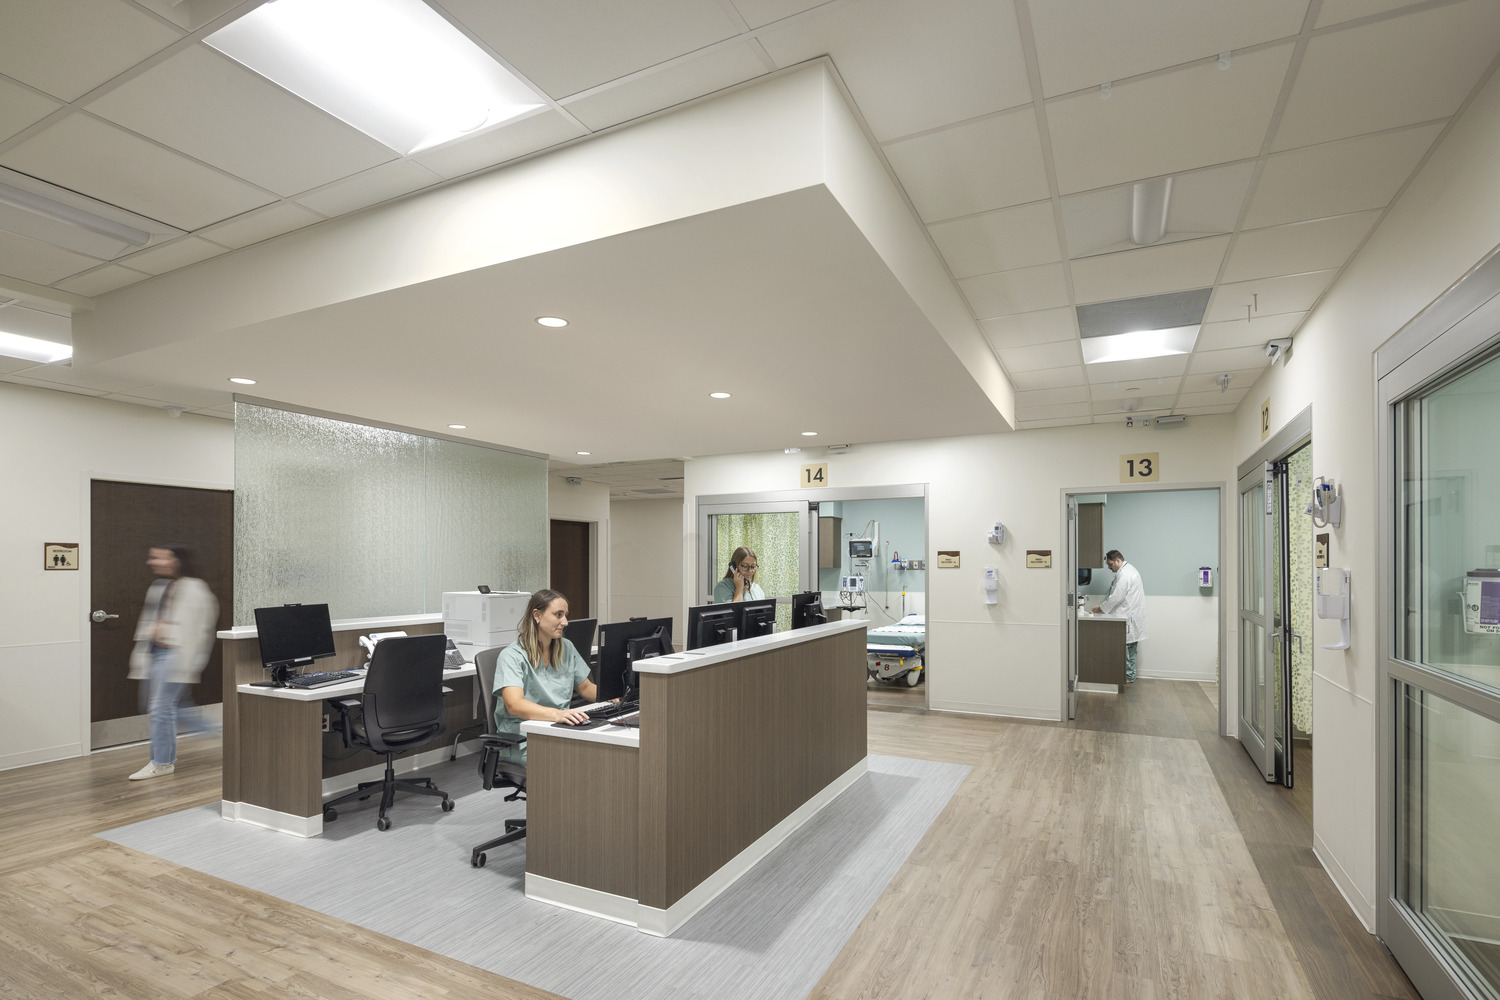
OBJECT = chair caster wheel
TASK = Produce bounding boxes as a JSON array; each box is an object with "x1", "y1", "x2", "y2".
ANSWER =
[
  {"x1": 441, "y1": 797, "x2": 454, "y2": 812},
  {"x1": 323, "y1": 807, "x2": 337, "y2": 822},
  {"x1": 377, "y1": 816, "x2": 391, "y2": 831},
  {"x1": 472, "y1": 852, "x2": 486, "y2": 868}
]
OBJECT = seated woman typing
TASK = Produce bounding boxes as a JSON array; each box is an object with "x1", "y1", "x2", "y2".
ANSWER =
[
  {"x1": 712, "y1": 546, "x2": 764, "y2": 603},
  {"x1": 493, "y1": 588, "x2": 602, "y2": 763}
]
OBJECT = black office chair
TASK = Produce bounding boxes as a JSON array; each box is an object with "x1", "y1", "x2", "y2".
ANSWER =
[
  {"x1": 470, "y1": 644, "x2": 527, "y2": 867},
  {"x1": 324, "y1": 633, "x2": 455, "y2": 831}
]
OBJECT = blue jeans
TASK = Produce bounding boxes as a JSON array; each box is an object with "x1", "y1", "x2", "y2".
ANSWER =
[
  {"x1": 1125, "y1": 642, "x2": 1138, "y2": 683},
  {"x1": 142, "y1": 644, "x2": 186, "y2": 766}
]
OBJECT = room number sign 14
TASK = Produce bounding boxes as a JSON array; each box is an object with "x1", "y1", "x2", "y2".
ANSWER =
[
  {"x1": 801, "y1": 463, "x2": 828, "y2": 487},
  {"x1": 1119, "y1": 452, "x2": 1160, "y2": 483}
]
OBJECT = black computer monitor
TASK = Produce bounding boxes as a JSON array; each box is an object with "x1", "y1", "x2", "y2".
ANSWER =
[
  {"x1": 253, "y1": 603, "x2": 336, "y2": 686},
  {"x1": 686, "y1": 602, "x2": 739, "y2": 650},
  {"x1": 597, "y1": 617, "x2": 672, "y2": 704},
  {"x1": 791, "y1": 591, "x2": 826, "y2": 629},
  {"x1": 738, "y1": 598, "x2": 776, "y2": 639},
  {"x1": 1078, "y1": 568, "x2": 1092, "y2": 587}
]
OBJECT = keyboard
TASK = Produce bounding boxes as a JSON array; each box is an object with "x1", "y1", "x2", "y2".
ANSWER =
[
  {"x1": 284, "y1": 670, "x2": 360, "y2": 689},
  {"x1": 552, "y1": 701, "x2": 639, "y2": 729}
]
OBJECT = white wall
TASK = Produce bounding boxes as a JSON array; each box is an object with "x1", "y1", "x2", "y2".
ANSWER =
[
  {"x1": 610, "y1": 498, "x2": 685, "y2": 643},
  {"x1": 547, "y1": 475, "x2": 611, "y2": 625},
  {"x1": 1138, "y1": 596, "x2": 1218, "y2": 682},
  {"x1": 685, "y1": 419, "x2": 1236, "y2": 721},
  {"x1": 0, "y1": 383, "x2": 233, "y2": 770},
  {"x1": 1228, "y1": 57, "x2": 1500, "y2": 932}
]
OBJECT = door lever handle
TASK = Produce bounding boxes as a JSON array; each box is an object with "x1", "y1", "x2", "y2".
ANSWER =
[{"x1": 90, "y1": 610, "x2": 119, "y2": 623}]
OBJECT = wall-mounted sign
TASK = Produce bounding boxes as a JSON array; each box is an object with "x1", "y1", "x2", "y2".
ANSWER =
[
  {"x1": 1316, "y1": 533, "x2": 1329, "y2": 569},
  {"x1": 800, "y1": 463, "x2": 828, "y2": 488},
  {"x1": 1261, "y1": 398, "x2": 1271, "y2": 441},
  {"x1": 1026, "y1": 550, "x2": 1052, "y2": 569},
  {"x1": 936, "y1": 551, "x2": 960, "y2": 569},
  {"x1": 1119, "y1": 452, "x2": 1159, "y2": 483},
  {"x1": 45, "y1": 542, "x2": 79, "y2": 570}
]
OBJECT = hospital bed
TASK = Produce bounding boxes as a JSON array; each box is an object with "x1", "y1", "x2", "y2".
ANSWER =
[{"x1": 866, "y1": 614, "x2": 925, "y2": 686}]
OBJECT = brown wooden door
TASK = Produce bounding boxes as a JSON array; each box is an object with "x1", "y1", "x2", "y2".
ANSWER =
[
  {"x1": 549, "y1": 519, "x2": 590, "y2": 618},
  {"x1": 90, "y1": 480, "x2": 233, "y2": 746}
]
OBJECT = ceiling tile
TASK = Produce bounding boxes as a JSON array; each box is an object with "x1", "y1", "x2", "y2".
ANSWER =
[
  {"x1": 1176, "y1": 387, "x2": 1249, "y2": 409},
  {"x1": 958, "y1": 262, "x2": 1070, "y2": 319},
  {"x1": 1177, "y1": 403, "x2": 1239, "y2": 416},
  {"x1": 1204, "y1": 269, "x2": 1338, "y2": 322},
  {"x1": 1187, "y1": 345, "x2": 1276, "y2": 374},
  {"x1": 0, "y1": 78, "x2": 62, "y2": 144},
  {"x1": 1091, "y1": 392, "x2": 1175, "y2": 414},
  {"x1": 1008, "y1": 365, "x2": 1087, "y2": 390},
  {"x1": 1316, "y1": 0, "x2": 1422, "y2": 28},
  {"x1": 981, "y1": 307, "x2": 1078, "y2": 350},
  {"x1": 1221, "y1": 210, "x2": 1379, "y2": 284},
  {"x1": 0, "y1": 374, "x2": 107, "y2": 396},
  {"x1": 10, "y1": 363, "x2": 151, "y2": 393},
  {"x1": 1181, "y1": 366, "x2": 1265, "y2": 393},
  {"x1": 1244, "y1": 123, "x2": 1443, "y2": 228},
  {"x1": 1196, "y1": 312, "x2": 1304, "y2": 351},
  {"x1": 1070, "y1": 235, "x2": 1229, "y2": 304},
  {"x1": 1274, "y1": 2, "x2": 1500, "y2": 151},
  {"x1": 199, "y1": 202, "x2": 325, "y2": 250},
  {"x1": 1017, "y1": 415, "x2": 1094, "y2": 429},
  {"x1": 119, "y1": 383, "x2": 233, "y2": 407},
  {"x1": 928, "y1": 201, "x2": 1060, "y2": 279},
  {"x1": 86, "y1": 46, "x2": 396, "y2": 197},
  {"x1": 1046, "y1": 44, "x2": 1294, "y2": 195},
  {"x1": 0, "y1": 0, "x2": 181, "y2": 102},
  {"x1": 0, "y1": 357, "x2": 42, "y2": 375},
  {"x1": 1016, "y1": 385, "x2": 1090, "y2": 407},
  {"x1": 1016, "y1": 400, "x2": 1092, "y2": 421},
  {"x1": 564, "y1": 42, "x2": 770, "y2": 131},
  {"x1": 295, "y1": 160, "x2": 446, "y2": 218},
  {"x1": 883, "y1": 108, "x2": 1049, "y2": 222},
  {"x1": 1084, "y1": 356, "x2": 1189, "y2": 383},
  {"x1": 1060, "y1": 162, "x2": 1256, "y2": 259},
  {"x1": 117, "y1": 236, "x2": 230, "y2": 276},
  {"x1": 0, "y1": 229, "x2": 102, "y2": 285},
  {"x1": 412, "y1": 109, "x2": 588, "y2": 179},
  {"x1": 0, "y1": 113, "x2": 276, "y2": 231},
  {"x1": 1029, "y1": 0, "x2": 1308, "y2": 97},
  {"x1": 757, "y1": 0, "x2": 1031, "y2": 140},
  {"x1": 999, "y1": 339, "x2": 1083, "y2": 373},
  {"x1": 730, "y1": 0, "x2": 826, "y2": 29},
  {"x1": 54, "y1": 263, "x2": 151, "y2": 296},
  {"x1": 447, "y1": 0, "x2": 742, "y2": 99}
]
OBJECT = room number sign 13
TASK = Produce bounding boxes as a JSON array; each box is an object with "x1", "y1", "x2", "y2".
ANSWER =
[{"x1": 1119, "y1": 452, "x2": 1160, "y2": 483}]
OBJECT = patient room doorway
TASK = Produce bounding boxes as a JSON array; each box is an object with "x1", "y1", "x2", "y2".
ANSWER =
[{"x1": 696, "y1": 484, "x2": 929, "y2": 707}]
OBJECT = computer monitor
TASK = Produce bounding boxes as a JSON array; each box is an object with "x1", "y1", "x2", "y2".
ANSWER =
[
  {"x1": 253, "y1": 603, "x2": 336, "y2": 686},
  {"x1": 791, "y1": 591, "x2": 826, "y2": 629},
  {"x1": 597, "y1": 616, "x2": 673, "y2": 704},
  {"x1": 738, "y1": 598, "x2": 777, "y2": 639},
  {"x1": 686, "y1": 603, "x2": 739, "y2": 650},
  {"x1": 1077, "y1": 568, "x2": 1092, "y2": 587},
  {"x1": 564, "y1": 617, "x2": 597, "y2": 664}
]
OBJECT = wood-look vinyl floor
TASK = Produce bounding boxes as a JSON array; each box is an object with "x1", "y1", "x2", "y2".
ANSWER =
[{"x1": 0, "y1": 682, "x2": 1418, "y2": 1000}]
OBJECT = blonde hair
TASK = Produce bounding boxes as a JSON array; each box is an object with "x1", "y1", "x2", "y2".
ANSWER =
[
  {"x1": 518, "y1": 589, "x2": 568, "y2": 669},
  {"x1": 722, "y1": 546, "x2": 758, "y2": 580}
]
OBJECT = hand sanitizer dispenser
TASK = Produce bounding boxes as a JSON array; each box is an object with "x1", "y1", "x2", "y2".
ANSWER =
[
  {"x1": 1198, "y1": 567, "x2": 1213, "y2": 588},
  {"x1": 982, "y1": 567, "x2": 1000, "y2": 605}
]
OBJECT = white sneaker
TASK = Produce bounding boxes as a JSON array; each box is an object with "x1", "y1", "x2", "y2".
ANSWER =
[{"x1": 128, "y1": 762, "x2": 175, "y2": 780}]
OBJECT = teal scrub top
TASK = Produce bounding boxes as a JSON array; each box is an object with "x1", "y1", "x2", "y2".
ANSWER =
[
  {"x1": 492, "y1": 637, "x2": 592, "y2": 737},
  {"x1": 713, "y1": 578, "x2": 765, "y2": 604}
]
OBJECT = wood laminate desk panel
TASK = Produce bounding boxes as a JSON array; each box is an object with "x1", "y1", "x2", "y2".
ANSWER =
[
  {"x1": 528, "y1": 739, "x2": 639, "y2": 900},
  {"x1": 1078, "y1": 616, "x2": 1127, "y2": 686}
]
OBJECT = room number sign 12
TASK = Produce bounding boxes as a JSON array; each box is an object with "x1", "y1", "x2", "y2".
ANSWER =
[
  {"x1": 801, "y1": 463, "x2": 828, "y2": 487},
  {"x1": 1119, "y1": 452, "x2": 1160, "y2": 483}
]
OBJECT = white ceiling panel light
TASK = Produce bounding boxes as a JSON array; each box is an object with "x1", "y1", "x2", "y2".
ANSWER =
[
  {"x1": 0, "y1": 304, "x2": 71, "y2": 363},
  {"x1": 0, "y1": 166, "x2": 179, "y2": 260},
  {"x1": 205, "y1": 0, "x2": 545, "y2": 155},
  {"x1": 1081, "y1": 325, "x2": 1199, "y2": 364},
  {"x1": 536, "y1": 316, "x2": 568, "y2": 327},
  {"x1": 1078, "y1": 288, "x2": 1209, "y2": 364}
]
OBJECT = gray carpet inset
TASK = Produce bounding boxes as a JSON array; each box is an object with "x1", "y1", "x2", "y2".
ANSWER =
[{"x1": 98, "y1": 754, "x2": 968, "y2": 1000}]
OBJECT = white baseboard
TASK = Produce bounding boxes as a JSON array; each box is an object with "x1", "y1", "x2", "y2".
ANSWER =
[
  {"x1": 222, "y1": 799, "x2": 321, "y2": 838},
  {"x1": 0, "y1": 742, "x2": 85, "y2": 772},
  {"x1": 320, "y1": 740, "x2": 479, "y2": 797},
  {"x1": 927, "y1": 700, "x2": 1060, "y2": 722},
  {"x1": 1314, "y1": 831, "x2": 1376, "y2": 932},
  {"x1": 1137, "y1": 670, "x2": 1217, "y2": 682}
]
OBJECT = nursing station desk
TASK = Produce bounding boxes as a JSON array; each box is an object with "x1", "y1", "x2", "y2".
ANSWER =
[
  {"x1": 218, "y1": 613, "x2": 481, "y2": 837},
  {"x1": 521, "y1": 618, "x2": 868, "y2": 936}
]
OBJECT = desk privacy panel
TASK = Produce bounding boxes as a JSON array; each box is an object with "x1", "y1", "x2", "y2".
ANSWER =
[{"x1": 233, "y1": 402, "x2": 547, "y2": 625}]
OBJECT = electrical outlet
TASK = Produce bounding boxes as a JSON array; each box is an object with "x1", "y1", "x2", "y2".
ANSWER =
[{"x1": 321, "y1": 713, "x2": 330, "y2": 733}]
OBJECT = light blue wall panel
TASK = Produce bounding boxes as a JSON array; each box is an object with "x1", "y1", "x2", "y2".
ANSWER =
[{"x1": 1081, "y1": 489, "x2": 1218, "y2": 598}]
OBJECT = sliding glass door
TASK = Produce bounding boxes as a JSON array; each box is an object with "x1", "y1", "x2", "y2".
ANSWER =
[{"x1": 697, "y1": 500, "x2": 814, "y2": 633}]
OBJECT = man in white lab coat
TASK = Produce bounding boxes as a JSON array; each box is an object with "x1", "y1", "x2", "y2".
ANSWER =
[{"x1": 1092, "y1": 549, "x2": 1147, "y2": 683}]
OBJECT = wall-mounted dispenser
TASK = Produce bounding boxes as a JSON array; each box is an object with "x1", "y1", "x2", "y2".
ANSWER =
[
  {"x1": 1316, "y1": 568, "x2": 1351, "y2": 649},
  {"x1": 1198, "y1": 567, "x2": 1213, "y2": 588},
  {"x1": 1462, "y1": 569, "x2": 1500, "y2": 634},
  {"x1": 982, "y1": 567, "x2": 999, "y2": 605},
  {"x1": 1307, "y1": 476, "x2": 1343, "y2": 528},
  {"x1": 988, "y1": 522, "x2": 1006, "y2": 544}
]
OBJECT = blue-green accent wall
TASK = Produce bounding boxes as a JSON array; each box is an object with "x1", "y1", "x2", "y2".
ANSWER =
[
  {"x1": 819, "y1": 497, "x2": 926, "y2": 596},
  {"x1": 1081, "y1": 489, "x2": 1217, "y2": 598}
]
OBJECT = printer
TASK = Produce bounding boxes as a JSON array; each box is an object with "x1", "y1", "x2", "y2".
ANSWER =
[{"x1": 441, "y1": 590, "x2": 529, "y2": 662}]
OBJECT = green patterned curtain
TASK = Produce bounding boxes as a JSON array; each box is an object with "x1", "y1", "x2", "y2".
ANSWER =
[{"x1": 711, "y1": 511, "x2": 800, "y2": 632}]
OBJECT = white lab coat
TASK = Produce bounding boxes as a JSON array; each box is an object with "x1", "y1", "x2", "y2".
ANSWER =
[{"x1": 1099, "y1": 562, "x2": 1148, "y2": 644}]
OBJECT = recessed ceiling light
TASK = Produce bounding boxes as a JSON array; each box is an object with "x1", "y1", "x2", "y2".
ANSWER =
[
  {"x1": 1081, "y1": 325, "x2": 1199, "y2": 365},
  {"x1": 537, "y1": 316, "x2": 568, "y2": 328},
  {"x1": 228, "y1": 377, "x2": 256, "y2": 385},
  {"x1": 0, "y1": 331, "x2": 70, "y2": 364},
  {"x1": 448, "y1": 424, "x2": 466, "y2": 430},
  {"x1": 710, "y1": 392, "x2": 731, "y2": 399},
  {"x1": 204, "y1": 0, "x2": 543, "y2": 154},
  {"x1": 801, "y1": 431, "x2": 817, "y2": 436},
  {"x1": 576, "y1": 451, "x2": 590, "y2": 456}
]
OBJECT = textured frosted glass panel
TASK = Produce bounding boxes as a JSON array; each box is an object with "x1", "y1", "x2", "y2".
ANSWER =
[
  {"x1": 234, "y1": 403, "x2": 546, "y2": 625},
  {"x1": 424, "y1": 437, "x2": 547, "y2": 609}
]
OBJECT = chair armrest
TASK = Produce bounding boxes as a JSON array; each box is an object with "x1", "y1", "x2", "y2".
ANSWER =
[
  {"x1": 481, "y1": 732, "x2": 526, "y2": 748},
  {"x1": 327, "y1": 696, "x2": 360, "y2": 748}
]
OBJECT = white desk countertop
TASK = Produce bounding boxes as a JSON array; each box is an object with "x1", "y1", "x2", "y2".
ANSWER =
[
  {"x1": 522, "y1": 717, "x2": 640, "y2": 748},
  {"x1": 218, "y1": 612, "x2": 444, "y2": 641},
  {"x1": 1080, "y1": 612, "x2": 1129, "y2": 623},
  {"x1": 633, "y1": 618, "x2": 867, "y2": 676},
  {"x1": 237, "y1": 663, "x2": 476, "y2": 701}
]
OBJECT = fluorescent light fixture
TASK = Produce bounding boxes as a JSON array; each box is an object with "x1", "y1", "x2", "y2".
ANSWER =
[
  {"x1": 710, "y1": 392, "x2": 731, "y2": 399},
  {"x1": 1081, "y1": 325, "x2": 1199, "y2": 364},
  {"x1": 228, "y1": 376, "x2": 257, "y2": 385},
  {"x1": 0, "y1": 331, "x2": 70, "y2": 363},
  {"x1": 536, "y1": 317, "x2": 568, "y2": 328},
  {"x1": 0, "y1": 166, "x2": 176, "y2": 260},
  {"x1": 206, "y1": 0, "x2": 544, "y2": 154}
]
